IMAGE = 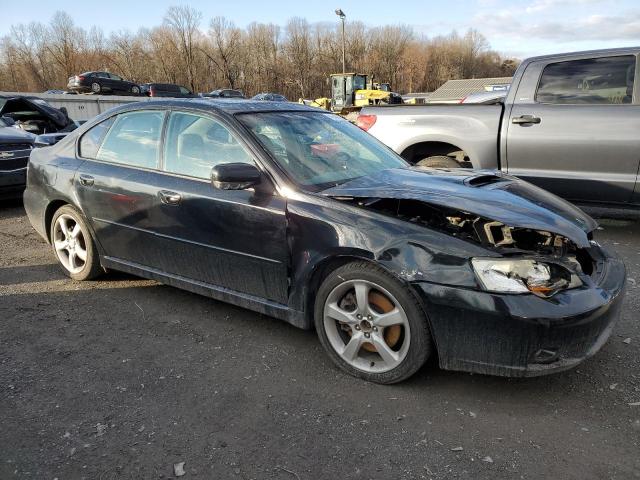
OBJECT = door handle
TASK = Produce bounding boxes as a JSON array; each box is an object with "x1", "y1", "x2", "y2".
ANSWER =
[
  {"x1": 512, "y1": 115, "x2": 541, "y2": 125},
  {"x1": 158, "y1": 190, "x2": 182, "y2": 205},
  {"x1": 78, "y1": 174, "x2": 94, "y2": 186}
]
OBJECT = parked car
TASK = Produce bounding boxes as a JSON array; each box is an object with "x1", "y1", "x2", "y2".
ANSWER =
[
  {"x1": 359, "y1": 47, "x2": 640, "y2": 207},
  {"x1": 252, "y1": 93, "x2": 288, "y2": 102},
  {"x1": 67, "y1": 71, "x2": 141, "y2": 95},
  {"x1": 0, "y1": 115, "x2": 34, "y2": 199},
  {"x1": 140, "y1": 83, "x2": 195, "y2": 98},
  {"x1": 201, "y1": 89, "x2": 245, "y2": 99},
  {"x1": 24, "y1": 99, "x2": 625, "y2": 383},
  {"x1": 0, "y1": 96, "x2": 75, "y2": 135}
]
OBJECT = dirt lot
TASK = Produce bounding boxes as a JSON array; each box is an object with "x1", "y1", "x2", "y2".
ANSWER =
[{"x1": 1, "y1": 199, "x2": 639, "y2": 480}]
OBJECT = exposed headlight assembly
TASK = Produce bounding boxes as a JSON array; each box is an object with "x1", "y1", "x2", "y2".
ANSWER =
[{"x1": 471, "y1": 258, "x2": 582, "y2": 297}]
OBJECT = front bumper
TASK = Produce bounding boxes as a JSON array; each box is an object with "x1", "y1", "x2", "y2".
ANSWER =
[
  {"x1": 414, "y1": 247, "x2": 626, "y2": 377},
  {"x1": 0, "y1": 168, "x2": 26, "y2": 199}
]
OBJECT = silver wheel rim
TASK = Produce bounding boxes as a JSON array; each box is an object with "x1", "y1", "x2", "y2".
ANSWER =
[
  {"x1": 323, "y1": 279, "x2": 411, "y2": 373},
  {"x1": 91, "y1": 82, "x2": 100, "y2": 92},
  {"x1": 53, "y1": 214, "x2": 88, "y2": 274}
]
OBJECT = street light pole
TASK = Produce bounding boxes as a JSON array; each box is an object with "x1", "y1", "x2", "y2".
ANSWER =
[{"x1": 335, "y1": 8, "x2": 346, "y2": 74}]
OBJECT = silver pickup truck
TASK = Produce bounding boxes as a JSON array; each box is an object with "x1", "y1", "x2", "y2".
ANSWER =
[{"x1": 359, "y1": 47, "x2": 640, "y2": 207}]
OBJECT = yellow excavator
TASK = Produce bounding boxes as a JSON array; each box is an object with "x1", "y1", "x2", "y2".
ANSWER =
[{"x1": 301, "y1": 73, "x2": 402, "y2": 116}]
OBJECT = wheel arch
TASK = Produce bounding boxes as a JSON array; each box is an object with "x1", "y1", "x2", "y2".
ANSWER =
[
  {"x1": 400, "y1": 141, "x2": 469, "y2": 166},
  {"x1": 301, "y1": 252, "x2": 433, "y2": 332},
  {"x1": 44, "y1": 199, "x2": 69, "y2": 243}
]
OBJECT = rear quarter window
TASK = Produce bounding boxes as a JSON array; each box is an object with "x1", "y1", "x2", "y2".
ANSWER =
[{"x1": 79, "y1": 117, "x2": 115, "y2": 159}]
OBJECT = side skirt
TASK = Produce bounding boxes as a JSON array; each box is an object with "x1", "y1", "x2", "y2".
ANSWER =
[{"x1": 101, "y1": 256, "x2": 309, "y2": 330}]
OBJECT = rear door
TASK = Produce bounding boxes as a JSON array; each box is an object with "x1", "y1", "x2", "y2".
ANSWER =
[
  {"x1": 75, "y1": 109, "x2": 169, "y2": 268},
  {"x1": 505, "y1": 53, "x2": 640, "y2": 204}
]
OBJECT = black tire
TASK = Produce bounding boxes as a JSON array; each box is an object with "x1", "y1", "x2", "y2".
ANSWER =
[
  {"x1": 416, "y1": 155, "x2": 460, "y2": 168},
  {"x1": 50, "y1": 205, "x2": 103, "y2": 281},
  {"x1": 91, "y1": 82, "x2": 101, "y2": 93},
  {"x1": 314, "y1": 261, "x2": 432, "y2": 384},
  {"x1": 131, "y1": 85, "x2": 140, "y2": 94}
]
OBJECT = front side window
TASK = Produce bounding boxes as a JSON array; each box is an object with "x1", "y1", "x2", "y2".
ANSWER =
[
  {"x1": 536, "y1": 55, "x2": 636, "y2": 104},
  {"x1": 238, "y1": 112, "x2": 408, "y2": 191},
  {"x1": 110, "y1": 74, "x2": 123, "y2": 81},
  {"x1": 95, "y1": 111, "x2": 163, "y2": 169},
  {"x1": 163, "y1": 112, "x2": 255, "y2": 179}
]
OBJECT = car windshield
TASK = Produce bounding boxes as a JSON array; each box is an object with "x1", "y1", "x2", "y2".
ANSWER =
[{"x1": 238, "y1": 111, "x2": 408, "y2": 191}]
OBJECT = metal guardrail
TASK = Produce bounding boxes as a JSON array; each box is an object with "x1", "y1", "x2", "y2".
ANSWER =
[{"x1": 0, "y1": 91, "x2": 151, "y2": 121}]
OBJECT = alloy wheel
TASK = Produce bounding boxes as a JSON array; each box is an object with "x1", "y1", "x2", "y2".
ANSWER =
[
  {"x1": 53, "y1": 214, "x2": 88, "y2": 274},
  {"x1": 323, "y1": 279, "x2": 411, "y2": 373}
]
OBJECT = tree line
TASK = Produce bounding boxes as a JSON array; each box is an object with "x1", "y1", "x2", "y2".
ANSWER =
[{"x1": 0, "y1": 7, "x2": 519, "y2": 99}]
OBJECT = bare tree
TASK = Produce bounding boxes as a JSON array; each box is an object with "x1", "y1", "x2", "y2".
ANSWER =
[
  {"x1": 164, "y1": 6, "x2": 202, "y2": 91},
  {"x1": 0, "y1": 8, "x2": 520, "y2": 97}
]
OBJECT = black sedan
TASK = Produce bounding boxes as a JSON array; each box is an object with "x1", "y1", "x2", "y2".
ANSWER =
[
  {"x1": 67, "y1": 71, "x2": 141, "y2": 95},
  {"x1": 23, "y1": 99, "x2": 626, "y2": 384}
]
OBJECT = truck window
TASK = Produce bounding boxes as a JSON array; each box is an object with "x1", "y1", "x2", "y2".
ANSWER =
[{"x1": 536, "y1": 55, "x2": 635, "y2": 105}]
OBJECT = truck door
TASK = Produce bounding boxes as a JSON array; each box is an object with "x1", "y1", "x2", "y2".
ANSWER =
[{"x1": 505, "y1": 53, "x2": 640, "y2": 205}]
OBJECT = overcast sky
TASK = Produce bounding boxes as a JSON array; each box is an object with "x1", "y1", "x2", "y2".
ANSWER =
[{"x1": 1, "y1": 0, "x2": 638, "y2": 58}]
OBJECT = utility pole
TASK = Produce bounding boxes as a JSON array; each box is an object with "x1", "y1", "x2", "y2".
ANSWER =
[{"x1": 335, "y1": 8, "x2": 346, "y2": 74}]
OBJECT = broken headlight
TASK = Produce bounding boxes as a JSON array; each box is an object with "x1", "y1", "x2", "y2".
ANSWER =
[{"x1": 471, "y1": 258, "x2": 582, "y2": 297}]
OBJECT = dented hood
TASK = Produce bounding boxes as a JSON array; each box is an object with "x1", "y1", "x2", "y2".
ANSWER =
[{"x1": 322, "y1": 168, "x2": 597, "y2": 247}]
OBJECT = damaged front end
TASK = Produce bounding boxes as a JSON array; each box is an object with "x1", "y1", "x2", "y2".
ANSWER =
[{"x1": 332, "y1": 196, "x2": 594, "y2": 298}]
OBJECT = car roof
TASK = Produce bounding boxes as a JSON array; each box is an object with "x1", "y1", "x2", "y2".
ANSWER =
[{"x1": 107, "y1": 98, "x2": 324, "y2": 116}]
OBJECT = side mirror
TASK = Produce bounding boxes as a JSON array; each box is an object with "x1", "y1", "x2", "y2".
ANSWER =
[
  {"x1": 1, "y1": 115, "x2": 16, "y2": 127},
  {"x1": 211, "y1": 163, "x2": 262, "y2": 190}
]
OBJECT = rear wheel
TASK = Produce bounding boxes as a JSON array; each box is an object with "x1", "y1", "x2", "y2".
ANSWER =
[
  {"x1": 50, "y1": 205, "x2": 103, "y2": 281},
  {"x1": 91, "y1": 82, "x2": 101, "y2": 93},
  {"x1": 131, "y1": 85, "x2": 140, "y2": 94},
  {"x1": 416, "y1": 155, "x2": 460, "y2": 168},
  {"x1": 315, "y1": 262, "x2": 432, "y2": 384}
]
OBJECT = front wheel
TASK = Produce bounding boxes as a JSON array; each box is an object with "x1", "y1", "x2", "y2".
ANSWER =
[
  {"x1": 314, "y1": 262, "x2": 432, "y2": 384},
  {"x1": 50, "y1": 205, "x2": 103, "y2": 281}
]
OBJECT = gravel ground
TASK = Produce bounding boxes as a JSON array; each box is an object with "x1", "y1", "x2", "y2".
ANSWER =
[{"x1": 1, "y1": 199, "x2": 639, "y2": 480}]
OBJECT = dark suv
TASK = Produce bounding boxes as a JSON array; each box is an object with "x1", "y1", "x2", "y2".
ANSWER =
[
  {"x1": 67, "y1": 72, "x2": 141, "y2": 95},
  {"x1": 140, "y1": 83, "x2": 195, "y2": 98}
]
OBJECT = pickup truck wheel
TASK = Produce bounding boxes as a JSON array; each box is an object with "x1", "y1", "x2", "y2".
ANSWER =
[{"x1": 416, "y1": 156, "x2": 460, "y2": 168}]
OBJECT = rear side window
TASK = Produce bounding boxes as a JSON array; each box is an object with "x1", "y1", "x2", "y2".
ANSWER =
[
  {"x1": 163, "y1": 111, "x2": 254, "y2": 179},
  {"x1": 95, "y1": 111, "x2": 164, "y2": 169},
  {"x1": 79, "y1": 117, "x2": 115, "y2": 159},
  {"x1": 536, "y1": 55, "x2": 636, "y2": 104}
]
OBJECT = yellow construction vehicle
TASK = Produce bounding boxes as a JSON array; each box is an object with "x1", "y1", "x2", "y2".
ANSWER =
[{"x1": 329, "y1": 73, "x2": 402, "y2": 114}]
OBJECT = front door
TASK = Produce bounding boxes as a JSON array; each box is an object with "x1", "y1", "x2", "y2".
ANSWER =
[
  {"x1": 505, "y1": 54, "x2": 640, "y2": 205},
  {"x1": 145, "y1": 110, "x2": 289, "y2": 303}
]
